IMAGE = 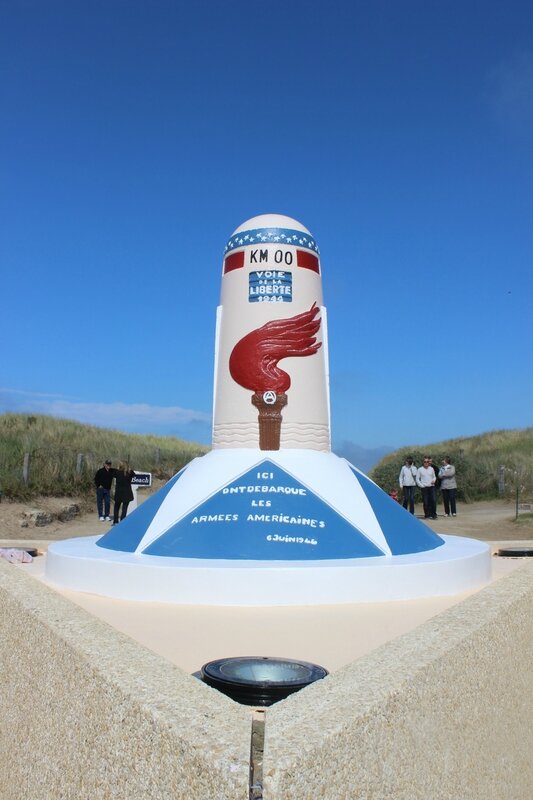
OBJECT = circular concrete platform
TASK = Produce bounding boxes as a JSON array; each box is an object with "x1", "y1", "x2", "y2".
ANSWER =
[{"x1": 46, "y1": 533, "x2": 491, "y2": 606}]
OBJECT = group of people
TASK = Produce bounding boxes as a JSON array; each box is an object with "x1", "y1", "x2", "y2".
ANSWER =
[
  {"x1": 94, "y1": 460, "x2": 136, "y2": 525},
  {"x1": 397, "y1": 455, "x2": 457, "y2": 519}
]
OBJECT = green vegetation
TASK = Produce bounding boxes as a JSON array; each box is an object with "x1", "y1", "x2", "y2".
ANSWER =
[
  {"x1": 2, "y1": 415, "x2": 531, "y2": 508},
  {"x1": 370, "y1": 428, "x2": 533, "y2": 503},
  {"x1": 513, "y1": 512, "x2": 533, "y2": 525},
  {"x1": 0, "y1": 413, "x2": 207, "y2": 500}
]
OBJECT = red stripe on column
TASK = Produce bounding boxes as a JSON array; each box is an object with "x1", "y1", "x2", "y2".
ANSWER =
[
  {"x1": 224, "y1": 251, "x2": 245, "y2": 273},
  {"x1": 296, "y1": 250, "x2": 320, "y2": 273}
]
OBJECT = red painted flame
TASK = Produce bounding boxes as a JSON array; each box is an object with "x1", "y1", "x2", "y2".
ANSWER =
[{"x1": 229, "y1": 303, "x2": 322, "y2": 393}]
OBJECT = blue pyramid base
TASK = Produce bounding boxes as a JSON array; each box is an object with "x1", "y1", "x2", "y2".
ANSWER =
[{"x1": 46, "y1": 449, "x2": 491, "y2": 605}]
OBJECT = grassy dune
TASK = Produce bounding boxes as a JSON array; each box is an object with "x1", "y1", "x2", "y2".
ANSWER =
[
  {"x1": 1, "y1": 414, "x2": 531, "y2": 505},
  {"x1": 370, "y1": 428, "x2": 533, "y2": 502},
  {"x1": 0, "y1": 413, "x2": 207, "y2": 500}
]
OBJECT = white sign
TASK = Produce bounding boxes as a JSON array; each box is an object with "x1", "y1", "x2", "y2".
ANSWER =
[{"x1": 131, "y1": 472, "x2": 152, "y2": 487}]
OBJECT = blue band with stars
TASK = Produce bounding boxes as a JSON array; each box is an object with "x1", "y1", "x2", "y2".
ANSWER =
[{"x1": 224, "y1": 228, "x2": 320, "y2": 255}]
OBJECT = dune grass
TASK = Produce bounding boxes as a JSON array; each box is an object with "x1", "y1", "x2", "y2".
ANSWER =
[
  {"x1": 370, "y1": 427, "x2": 533, "y2": 503},
  {"x1": 2, "y1": 415, "x2": 531, "y2": 506},
  {"x1": 0, "y1": 413, "x2": 207, "y2": 500}
]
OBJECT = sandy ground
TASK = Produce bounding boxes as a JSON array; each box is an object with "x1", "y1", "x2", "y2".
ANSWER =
[
  {"x1": 1, "y1": 492, "x2": 531, "y2": 676},
  {"x1": 19, "y1": 551, "x2": 525, "y2": 676},
  {"x1": 0, "y1": 493, "x2": 531, "y2": 545},
  {"x1": 0, "y1": 484, "x2": 163, "y2": 543}
]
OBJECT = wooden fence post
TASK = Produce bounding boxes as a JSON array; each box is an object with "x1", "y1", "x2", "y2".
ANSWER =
[
  {"x1": 155, "y1": 447, "x2": 161, "y2": 465},
  {"x1": 22, "y1": 452, "x2": 31, "y2": 485},
  {"x1": 498, "y1": 465, "x2": 505, "y2": 495},
  {"x1": 76, "y1": 453, "x2": 84, "y2": 474},
  {"x1": 498, "y1": 464, "x2": 505, "y2": 495}
]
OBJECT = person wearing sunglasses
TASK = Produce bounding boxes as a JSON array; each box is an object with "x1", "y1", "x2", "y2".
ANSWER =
[{"x1": 416, "y1": 456, "x2": 437, "y2": 519}]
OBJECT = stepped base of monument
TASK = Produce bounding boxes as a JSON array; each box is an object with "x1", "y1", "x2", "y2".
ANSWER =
[{"x1": 46, "y1": 534, "x2": 490, "y2": 605}]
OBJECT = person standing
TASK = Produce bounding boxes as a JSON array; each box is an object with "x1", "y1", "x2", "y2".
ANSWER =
[
  {"x1": 399, "y1": 457, "x2": 417, "y2": 514},
  {"x1": 416, "y1": 456, "x2": 437, "y2": 519},
  {"x1": 428, "y1": 457, "x2": 441, "y2": 512},
  {"x1": 113, "y1": 462, "x2": 135, "y2": 525},
  {"x1": 439, "y1": 456, "x2": 457, "y2": 516},
  {"x1": 94, "y1": 460, "x2": 113, "y2": 521}
]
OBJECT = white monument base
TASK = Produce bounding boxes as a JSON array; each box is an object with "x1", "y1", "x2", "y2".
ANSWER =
[{"x1": 46, "y1": 534, "x2": 490, "y2": 606}]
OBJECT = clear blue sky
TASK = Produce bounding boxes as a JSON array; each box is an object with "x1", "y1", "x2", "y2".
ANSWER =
[{"x1": 2, "y1": 0, "x2": 532, "y2": 454}]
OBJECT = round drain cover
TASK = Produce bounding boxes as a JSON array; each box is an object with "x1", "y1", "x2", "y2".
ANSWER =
[
  {"x1": 497, "y1": 547, "x2": 533, "y2": 558},
  {"x1": 200, "y1": 656, "x2": 328, "y2": 706}
]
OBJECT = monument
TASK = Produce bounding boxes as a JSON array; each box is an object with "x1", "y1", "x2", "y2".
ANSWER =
[{"x1": 46, "y1": 214, "x2": 491, "y2": 604}]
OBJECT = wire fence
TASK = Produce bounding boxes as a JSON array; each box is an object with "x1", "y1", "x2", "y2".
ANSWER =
[
  {"x1": 371, "y1": 446, "x2": 533, "y2": 503},
  {"x1": 1, "y1": 446, "x2": 531, "y2": 511},
  {"x1": 0, "y1": 446, "x2": 199, "y2": 500}
]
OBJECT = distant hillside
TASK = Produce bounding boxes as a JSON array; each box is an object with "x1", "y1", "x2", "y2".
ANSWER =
[
  {"x1": 0, "y1": 413, "x2": 207, "y2": 500},
  {"x1": 370, "y1": 428, "x2": 533, "y2": 502},
  {"x1": 334, "y1": 441, "x2": 394, "y2": 473}
]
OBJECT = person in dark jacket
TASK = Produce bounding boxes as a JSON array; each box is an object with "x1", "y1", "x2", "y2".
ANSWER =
[
  {"x1": 113, "y1": 461, "x2": 135, "y2": 524},
  {"x1": 94, "y1": 460, "x2": 113, "y2": 521}
]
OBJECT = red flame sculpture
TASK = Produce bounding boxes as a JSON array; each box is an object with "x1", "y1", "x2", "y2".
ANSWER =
[
  {"x1": 229, "y1": 303, "x2": 322, "y2": 392},
  {"x1": 229, "y1": 304, "x2": 322, "y2": 449}
]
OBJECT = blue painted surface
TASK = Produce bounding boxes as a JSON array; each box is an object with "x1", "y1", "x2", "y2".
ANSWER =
[
  {"x1": 350, "y1": 469, "x2": 445, "y2": 554},
  {"x1": 249, "y1": 270, "x2": 292, "y2": 303},
  {"x1": 96, "y1": 461, "x2": 445, "y2": 560},
  {"x1": 143, "y1": 461, "x2": 384, "y2": 560},
  {"x1": 96, "y1": 468, "x2": 187, "y2": 552},
  {"x1": 224, "y1": 228, "x2": 320, "y2": 254}
]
